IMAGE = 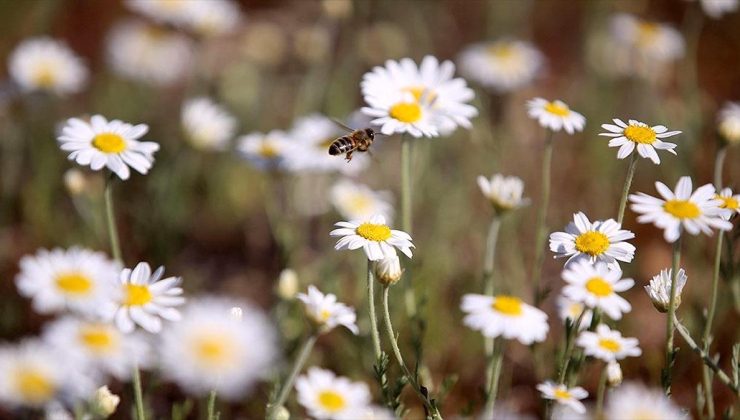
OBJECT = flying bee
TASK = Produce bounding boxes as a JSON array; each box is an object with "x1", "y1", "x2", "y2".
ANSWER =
[{"x1": 327, "y1": 120, "x2": 379, "y2": 162}]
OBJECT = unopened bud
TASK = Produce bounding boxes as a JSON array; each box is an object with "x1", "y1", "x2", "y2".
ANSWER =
[
  {"x1": 277, "y1": 269, "x2": 299, "y2": 300},
  {"x1": 645, "y1": 268, "x2": 687, "y2": 313},
  {"x1": 64, "y1": 169, "x2": 87, "y2": 196},
  {"x1": 607, "y1": 361, "x2": 622, "y2": 387},
  {"x1": 373, "y1": 254, "x2": 403, "y2": 286},
  {"x1": 91, "y1": 386, "x2": 120, "y2": 417}
]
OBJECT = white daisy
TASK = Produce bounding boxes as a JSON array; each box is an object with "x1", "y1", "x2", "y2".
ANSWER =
[
  {"x1": 561, "y1": 260, "x2": 634, "y2": 320},
  {"x1": 461, "y1": 294, "x2": 549, "y2": 345},
  {"x1": 477, "y1": 174, "x2": 530, "y2": 213},
  {"x1": 124, "y1": 0, "x2": 192, "y2": 25},
  {"x1": 181, "y1": 97, "x2": 237, "y2": 151},
  {"x1": 716, "y1": 187, "x2": 740, "y2": 218},
  {"x1": 604, "y1": 382, "x2": 687, "y2": 419},
  {"x1": 536, "y1": 381, "x2": 588, "y2": 414},
  {"x1": 629, "y1": 176, "x2": 733, "y2": 242},
  {"x1": 15, "y1": 247, "x2": 119, "y2": 317},
  {"x1": 236, "y1": 130, "x2": 295, "y2": 171},
  {"x1": 180, "y1": 0, "x2": 242, "y2": 37},
  {"x1": 526, "y1": 98, "x2": 586, "y2": 134},
  {"x1": 718, "y1": 101, "x2": 740, "y2": 145},
  {"x1": 599, "y1": 119, "x2": 681, "y2": 164},
  {"x1": 644, "y1": 268, "x2": 687, "y2": 313},
  {"x1": 576, "y1": 324, "x2": 641, "y2": 362},
  {"x1": 330, "y1": 214, "x2": 414, "y2": 261},
  {"x1": 330, "y1": 180, "x2": 394, "y2": 223},
  {"x1": 285, "y1": 114, "x2": 369, "y2": 174},
  {"x1": 57, "y1": 115, "x2": 160, "y2": 180},
  {"x1": 296, "y1": 367, "x2": 372, "y2": 420},
  {"x1": 158, "y1": 296, "x2": 276, "y2": 400},
  {"x1": 549, "y1": 212, "x2": 636, "y2": 267},
  {"x1": 457, "y1": 39, "x2": 544, "y2": 93},
  {"x1": 556, "y1": 296, "x2": 593, "y2": 330},
  {"x1": 296, "y1": 285, "x2": 359, "y2": 334},
  {"x1": 699, "y1": 0, "x2": 738, "y2": 19},
  {"x1": 111, "y1": 262, "x2": 185, "y2": 333},
  {"x1": 8, "y1": 37, "x2": 88, "y2": 95},
  {"x1": 611, "y1": 14, "x2": 685, "y2": 63}
]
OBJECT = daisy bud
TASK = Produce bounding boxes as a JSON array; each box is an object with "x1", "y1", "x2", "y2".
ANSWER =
[
  {"x1": 63, "y1": 169, "x2": 87, "y2": 196},
  {"x1": 718, "y1": 102, "x2": 740, "y2": 146},
  {"x1": 272, "y1": 405, "x2": 290, "y2": 420},
  {"x1": 373, "y1": 254, "x2": 403, "y2": 286},
  {"x1": 91, "y1": 386, "x2": 120, "y2": 418},
  {"x1": 277, "y1": 269, "x2": 299, "y2": 300},
  {"x1": 644, "y1": 268, "x2": 687, "y2": 313},
  {"x1": 607, "y1": 361, "x2": 623, "y2": 387}
]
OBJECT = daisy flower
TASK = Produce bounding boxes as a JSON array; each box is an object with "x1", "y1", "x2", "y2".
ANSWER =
[
  {"x1": 716, "y1": 187, "x2": 740, "y2": 218},
  {"x1": 718, "y1": 101, "x2": 740, "y2": 145},
  {"x1": 537, "y1": 381, "x2": 588, "y2": 414},
  {"x1": 285, "y1": 114, "x2": 369, "y2": 174},
  {"x1": 477, "y1": 174, "x2": 530, "y2": 213},
  {"x1": 180, "y1": 0, "x2": 242, "y2": 37},
  {"x1": 15, "y1": 247, "x2": 119, "y2": 317},
  {"x1": 296, "y1": 367, "x2": 372, "y2": 419},
  {"x1": 57, "y1": 115, "x2": 160, "y2": 181},
  {"x1": 457, "y1": 39, "x2": 544, "y2": 93},
  {"x1": 181, "y1": 97, "x2": 237, "y2": 151},
  {"x1": 125, "y1": 0, "x2": 191, "y2": 25},
  {"x1": 330, "y1": 214, "x2": 414, "y2": 261},
  {"x1": 629, "y1": 176, "x2": 733, "y2": 242},
  {"x1": 461, "y1": 294, "x2": 549, "y2": 344},
  {"x1": 330, "y1": 180, "x2": 394, "y2": 223},
  {"x1": 604, "y1": 382, "x2": 687, "y2": 419},
  {"x1": 599, "y1": 119, "x2": 681, "y2": 164},
  {"x1": 297, "y1": 286, "x2": 359, "y2": 334},
  {"x1": 111, "y1": 262, "x2": 185, "y2": 333},
  {"x1": 611, "y1": 14, "x2": 685, "y2": 63},
  {"x1": 526, "y1": 98, "x2": 586, "y2": 134},
  {"x1": 556, "y1": 296, "x2": 593, "y2": 330},
  {"x1": 236, "y1": 130, "x2": 295, "y2": 171},
  {"x1": 576, "y1": 324, "x2": 641, "y2": 362},
  {"x1": 645, "y1": 268, "x2": 687, "y2": 313},
  {"x1": 699, "y1": 0, "x2": 738, "y2": 19},
  {"x1": 549, "y1": 212, "x2": 636, "y2": 267},
  {"x1": 561, "y1": 260, "x2": 634, "y2": 320},
  {"x1": 8, "y1": 37, "x2": 87, "y2": 95}
]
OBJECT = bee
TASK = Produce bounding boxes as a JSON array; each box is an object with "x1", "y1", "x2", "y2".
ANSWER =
[{"x1": 327, "y1": 120, "x2": 377, "y2": 162}]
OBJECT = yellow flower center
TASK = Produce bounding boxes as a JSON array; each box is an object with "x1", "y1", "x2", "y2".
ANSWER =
[
  {"x1": 598, "y1": 338, "x2": 622, "y2": 353},
  {"x1": 33, "y1": 64, "x2": 56, "y2": 88},
  {"x1": 403, "y1": 86, "x2": 437, "y2": 104},
  {"x1": 491, "y1": 295, "x2": 523, "y2": 316},
  {"x1": 92, "y1": 133, "x2": 127, "y2": 153},
  {"x1": 586, "y1": 277, "x2": 613, "y2": 297},
  {"x1": 630, "y1": 410, "x2": 661, "y2": 420},
  {"x1": 259, "y1": 141, "x2": 279, "y2": 158},
  {"x1": 79, "y1": 326, "x2": 116, "y2": 354},
  {"x1": 637, "y1": 22, "x2": 659, "y2": 46},
  {"x1": 544, "y1": 102, "x2": 570, "y2": 117},
  {"x1": 194, "y1": 336, "x2": 233, "y2": 367},
  {"x1": 574, "y1": 231, "x2": 610, "y2": 256},
  {"x1": 348, "y1": 194, "x2": 372, "y2": 213},
  {"x1": 124, "y1": 284, "x2": 153, "y2": 306},
  {"x1": 55, "y1": 273, "x2": 93, "y2": 295},
  {"x1": 389, "y1": 102, "x2": 422, "y2": 123},
  {"x1": 355, "y1": 223, "x2": 392, "y2": 241},
  {"x1": 319, "y1": 309, "x2": 332, "y2": 321},
  {"x1": 14, "y1": 369, "x2": 55, "y2": 405},
  {"x1": 568, "y1": 303, "x2": 584, "y2": 319},
  {"x1": 487, "y1": 44, "x2": 514, "y2": 59},
  {"x1": 318, "y1": 390, "x2": 347, "y2": 412},
  {"x1": 663, "y1": 199, "x2": 700, "y2": 219},
  {"x1": 553, "y1": 389, "x2": 571, "y2": 400},
  {"x1": 623, "y1": 125, "x2": 657, "y2": 144},
  {"x1": 717, "y1": 195, "x2": 739, "y2": 210}
]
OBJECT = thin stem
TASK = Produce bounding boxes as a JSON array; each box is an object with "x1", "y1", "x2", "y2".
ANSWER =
[
  {"x1": 207, "y1": 390, "x2": 217, "y2": 420},
  {"x1": 132, "y1": 365, "x2": 146, "y2": 420},
  {"x1": 367, "y1": 260, "x2": 382, "y2": 359},
  {"x1": 268, "y1": 334, "x2": 318, "y2": 419},
  {"x1": 532, "y1": 131, "x2": 554, "y2": 306},
  {"x1": 483, "y1": 339, "x2": 504, "y2": 420},
  {"x1": 400, "y1": 135, "x2": 418, "y2": 319},
  {"x1": 617, "y1": 153, "x2": 638, "y2": 225},
  {"x1": 483, "y1": 216, "x2": 502, "y2": 388},
  {"x1": 595, "y1": 364, "x2": 609, "y2": 419},
  {"x1": 104, "y1": 176, "x2": 122, "y2": 263},
  {"x1": 663, "y1": 235, "x2": 682, "y2": 396},
  {"x1": 557, "y1": 309, "x2": 586, "y2": 385},
  {"x1": 713, "y1": 146, "x2": 727, "y2": 189},
  {"x1": 674, "y1": 316, "x2": 738, "y2": 394}
]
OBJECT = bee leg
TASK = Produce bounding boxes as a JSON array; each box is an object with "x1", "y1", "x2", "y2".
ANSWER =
[{"x1": 345, "y1": 151, "x2": 353, "y2": 162}]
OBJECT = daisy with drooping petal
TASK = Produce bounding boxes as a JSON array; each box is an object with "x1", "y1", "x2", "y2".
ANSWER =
[
  {"x1": 526, "y1": 98, "x2": 586, "y2": 134},
  {"x1": 57, "y1": 115, "x2": 160, "y2": 180},
  {"x1": 561, "y1": 261, "x2": 634, "y2": 320},
  {"x1": 549, "y1": 212, "x2": 636, "y2": 267},
  {"x1": 181, "y1": 97, "x2": 237, "y2": 151},
  {"x1": 599, "y1": 119, "x2": 681, "y2": 164},
  {"x1": 605, "y1": 382, "x2": 687, "y2": 419},
  {"x1": 645, "y1": 268, "x2": 687, "y2": 313},
  {"x1": 611, "y1": 14, "x2": 685, "y2": 63},
  {"x1": 297, "y1": 286, "x2": 359, "y2": 334},
  {"x1": 296, "y1": 367, "x2": 372, "y2": 420},
  {"x1": 111, "y1": 262, "x2": 185, "y2": 333},
  {"x1": 716, "y1": 187, "x2": 740, "y2": 218},
  {"x1": 330, "y1": 180, "x2": 394, "y2": 223},
  {"x1": 159, "y1": 297, "x2": 277, "y2": 400},
  {"x1": 557, "y1": 296, "x2": 593, "y2": 330},
  {"x1": 576, "y1": 324, "x2": 641, "y2": 362},
  {"x1": 477, "y1": 174, "x2": 530, "y2": 213},
  {"x1": 330, "y1": 214, "x2": 414, "y2": 261},
  {"x1": 461, "y1": 294, "x2": 549, "y2": 344},
  {"x1": 457, "y1": 39, "x2": 544, "y2": 93},
  {"x1": 8, "y1": 37, "x2": 88, "y2": 95},
  {"x1": 717, "y1": 101, "x2": 740, "y2": 145},
  {"x1": 236, "y1": 130, "x2": 295, "y2": 171},
  {"x1": 699, "y1": 0, "x2": 738, "y2": 19},
  {"x1": 537, "y1": 381, "x2": 588, "y2": 414},
  {"x1": 15, "y1": 247, "x2": 119, "y2": 317},
  {"x1": 629, "y1": 176, "x2": 733, "y2": 242}
]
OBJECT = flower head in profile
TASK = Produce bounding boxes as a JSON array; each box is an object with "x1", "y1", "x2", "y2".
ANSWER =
[
  {"x1": 477, "y1": 174, "x2": 530, "y2": 213},
  {"x1": 599, "y1": 119, "x2": 680, "y2": 164},
  {"x1": 549, "y1": 212, "x2": 635, "y2": 267},
  {"x1": 527, "y1": 98, "x2": 586, "y2": 134},
  {"x1": 8, "y1": 37, "x2": 88, "y2": 95},
  {"x1": 561, "y1": 260, "x2": 634, "y2": 320},
  {"x1": 457, "y1": 39, "x2": 544, "y2": 93},
  {"x1": 461, "y1": 294, "x2": 549, "y2": 344},
  {"x1": 645, "y1": 268, "x2": 687, "y2": 313},
  {"x1": 556, "y1": 296, "x2": 593, "y2": 330},
  {"x1": 58, "y1": 115, "x2": 160, "y2": 180},
  {"x1": 236, "y1": 130, "x2": 294, "y2": 171},
  {"x1": 330, "y1": 214, "x2": 414, "y2": 261},
  {"x1": 125, "y1": 0, "x2": 241, "y2": 37},
  {"x1": 537, "y1": 381, "x2": 588, "y2": 414},
  {"x1": 716, "y1": 187, "x2": 740, "y2": 218},
  {"x1": 629, "y1": 176, "x2": 733, "y2": 242},
  {"x1": 296, "y1": 367, "x2": 372, "y2": 419},
  {"x1": 330, "y1": 180, "x2": 394, "y2": 223},
  {"x1": 718, "y1": 101, "x2": 740, "y2": 145},
  {"x1": 605, "y1": 382, "x2": 687, "y2": 419},
  {"x1": 611, "y1": 14, "x2": 685, "y2": 63},
  {"x1": 297, "y1": 286, "x2": 359, "y2": 334},
  {"x1": 576, "y1": 324, "x2": 641, "y2": 362},
  {"x1": 181, "y1": 97, "x2": 237, "y2": 151}
]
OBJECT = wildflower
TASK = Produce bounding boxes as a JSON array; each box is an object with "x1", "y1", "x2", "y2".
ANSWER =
[
  {"x1": 610, "y1": 14, "x2": 685, "y2": 63},
  {"x1": 599, "y1": 119, "x2": 680, "y2": 164},
  {"x1": 179, "y1": 0, "x2": 241, "y2": 37},
  {"x1": 716, "y1": 187, "x2": 740, "y2": 218},
  {"x1": 607, "y1": 361, "x2": 623, "y2": 387},
  {"x1": 285, "y1": 114, "x2": 369, "y2": 174},
  {"x1": 561, "y1": 260, "x2": 634, "y2": 320},
  {"x1": 537, "y1": 381, "x2": 588, "y2": 414},
  {"x1": 58, "y1": 115, "x2": 159, "y2": 181},
  {"x1": 556, "y1": 296, "x2": 593, "y2": 330},
  {"x1": 90, "y1": 386, "x2": 120, "y2": 417},
  {"x1": 111, "y1": 262, "x2": 185, "y2": 333},
  {"x1": 330, "y1": 180, "x2": 394, "y2": 223},
  {"x1": 576, "y1": 324, "x2": 641, "y2": 362},
  {"x1": 526, "y1": 98, "x2": 586, "y2": 134},
  {"x1": 8, "y1": 37, "x2": 87, "y2": 95},
  {"x1": 181, "y1": 97, "x2": 237, "y2": 151},
  {"x1": 124, "y1": 0, "x2": 192, "y2": 25},
  {"x1": 296, "y1": 367, "x2": 372, "y2": 419},
  {"x1": 297, "y1": 286, "x2": 359, "y2": 334},
  {"x1": 644, "y1": 268, "x2": 687, "y2": 313},
  {"x1": 604, "y1": 382, "x2": 687, "y2": 419},
  {"x1": 718, "y1": 101, "x2": 740, "y2": 145},
  {"x1": 330, "y1": 214, "x2": 414, "y2": 261},
  {"x1": 236, "y1": 130, "x2": 294, "y2": 171},
  {"x1": 461, "y1": 294, "x2": 549, "y2": 344},
  {"x1": 373, "y1": 253, "x2": 403, "y2": 286},
  {"x1": 629, "y1": 176, "x2": 733, "y2": 242},
  {"x1": 699, "y1": 0, "x2": 738, "y2": 19},
  {"x1": 549, "y1": 212, "x2": 636, "y2": 267},
  {"x1": 457, "y1": 39, "x2": 544, "y2": 93},
  {"x1": 477, "y1": 174, "x2": 530, "y2": 213},
  {"x1": 276, "y1": 268, "x2": 299, "y2": 300},
  {"x1": 15, "y1": 247, "x2": 119, "y2": 317},
  {"x1": 158, "y1": 297, "x2": 277, "y2": 399}
]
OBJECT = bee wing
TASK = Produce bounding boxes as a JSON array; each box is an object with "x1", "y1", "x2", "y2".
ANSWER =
[{"x1": 330, "y1": 118, "x2": 355, "y2": 133}]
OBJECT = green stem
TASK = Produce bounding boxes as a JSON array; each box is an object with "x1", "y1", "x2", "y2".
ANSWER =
[
  {"x1": 595, "y1": 364, "x2": 609, "y2": 419},
  {"x1": 483, "y1": 216, "x2": 502, "y2": 388},
  {"x1": 401, "y1": 135, "x2": 417, "y2": 319},
  {"x1": 268, "y1": 334, "x2": 318, "y2": 419},
  {"x1": 713, "y1": 146, "x2": 727, "y2": 189},
  {"x1": 207, "y1": 390, "x2": 217, "y2": 420},
  {"x1": 617, "y1": 153, "x2": 638, "y2": 225},
  {"x1": 674, "y1": 316, "x2": 738, "y2": 394},
  {"x1": 483, "y1": 339, "x2": 504, "y2": 419},
  {"x1": 557, "y1": 309, "x2": 587, "y2": 385},
  {"x1": 104, "y1": 176, "x2": 122, "y2": 263},
  {"x1": 367, "y1": 260, "x2": 382, "y2": 359},
  {"x1": 532, "y1": 131, "x2": 554, "y2": 306},
  {"x1": 132, "y1": 365, "x2": 146, "y2": 420},
  {"x1": 663, "y1": 235, "x2": 682, "y2": 396}
]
